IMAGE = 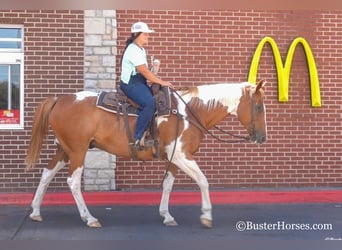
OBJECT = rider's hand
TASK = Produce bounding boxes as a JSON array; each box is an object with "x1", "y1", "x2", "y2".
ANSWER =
[{"x1": 162, "y1": 81, "x2": 174, "y2": 89}]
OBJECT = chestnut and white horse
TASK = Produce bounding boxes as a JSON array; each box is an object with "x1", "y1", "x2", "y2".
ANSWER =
[{"x1": 25, "y1": 79, "x2": 267, "y2": 228}]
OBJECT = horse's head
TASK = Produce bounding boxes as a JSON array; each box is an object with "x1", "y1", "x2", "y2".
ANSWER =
[{"x1": 237, "y1": 79, "x2": 267, "y2": 144}]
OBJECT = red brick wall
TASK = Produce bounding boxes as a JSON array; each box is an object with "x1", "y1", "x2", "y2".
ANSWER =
[
  {"x1": 115, "y1": 10, "x2": 342, "y2": 190},
  {"x1": 0, "y1": 10, "x2": 84, "y2": 191}
]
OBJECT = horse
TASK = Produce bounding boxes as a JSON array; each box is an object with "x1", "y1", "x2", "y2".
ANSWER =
[{"x1": 25, "y1": 79, "x2": 267, "y2": 228}]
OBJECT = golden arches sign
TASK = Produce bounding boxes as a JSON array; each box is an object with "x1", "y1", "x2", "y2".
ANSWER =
[{"x1": 248, "y1": 36, "x2": 321, "y2": 107}]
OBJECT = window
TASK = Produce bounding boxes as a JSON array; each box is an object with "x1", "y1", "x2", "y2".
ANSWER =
[{"x1": 0, "y1": 25, "x2": 24, "y2": 129}]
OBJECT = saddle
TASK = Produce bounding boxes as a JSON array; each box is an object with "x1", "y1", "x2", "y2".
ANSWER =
[
  {"x1": 96, "y1": 84, "x2": 171, "y2": 159},
  {"x1": 96, "y1": 84, "x2": 171, "y2": 117}
]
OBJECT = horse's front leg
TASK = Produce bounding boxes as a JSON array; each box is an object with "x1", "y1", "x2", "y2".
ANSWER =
[
  {"x1": 159, "y1": 164, "x2": 178, "y2": 226},
  {"x1": 67, "y1": 165, "x2": 101, "y2": 228},
  {"x1": 172, "y1": 154, "x2": 213, "y2": 228}
]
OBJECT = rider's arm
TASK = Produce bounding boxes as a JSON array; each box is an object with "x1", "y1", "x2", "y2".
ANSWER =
[{"x1": 136, "y1": 64, "x2": 174, "y2": 89}]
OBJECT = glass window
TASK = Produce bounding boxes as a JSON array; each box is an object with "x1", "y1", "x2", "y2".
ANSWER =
[
  {"x1": 0, "y1": 27, "x2": 22, "y2": 52},
  {"x1": 0, "y1": 26, "x2": 24, "y2": 129},
  {"x1": 0, "y1": 28, "x2": 22, "y2": 38},
  {"x1": 0, "y1": 41, "x2": 21, "y2": 49}
]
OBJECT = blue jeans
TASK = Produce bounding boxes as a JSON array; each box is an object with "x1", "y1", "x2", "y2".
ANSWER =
[{"x1": 120, "y1": 74, "x2": 155, "y2": 141}]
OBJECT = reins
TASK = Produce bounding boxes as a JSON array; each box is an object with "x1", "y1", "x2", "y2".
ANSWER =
[
  {"x1": 160, "y1": 94, "x2": 181, "y2": 187},
  {"x1": 170, "y1": 89, "x2": 251, "y2": 143}
]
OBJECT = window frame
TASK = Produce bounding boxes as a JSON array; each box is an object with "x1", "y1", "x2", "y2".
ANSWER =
[{"x1": 0, "y1": 25, "x2": 24, "y2": 130}]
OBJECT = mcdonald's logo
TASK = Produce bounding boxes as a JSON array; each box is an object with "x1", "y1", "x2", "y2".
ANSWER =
[{"x1": 248, "y1": 36, "x2": 321, "y2": 107}]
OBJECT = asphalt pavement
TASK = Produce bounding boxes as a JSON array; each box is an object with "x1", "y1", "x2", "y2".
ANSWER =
[{"x1": 1, "y1": 202, "x2": 341, "y2": 240}]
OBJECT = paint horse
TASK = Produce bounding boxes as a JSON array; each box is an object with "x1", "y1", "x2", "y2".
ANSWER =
[{"x1": 25, "y1": 79, "x2": 267, "y2": 228}]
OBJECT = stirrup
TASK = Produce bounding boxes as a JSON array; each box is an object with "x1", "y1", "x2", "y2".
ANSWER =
[
  {"x1": 134, "y1": 139, "x2": 144, "y2": 151},
  {"x1": 133, "y1": 139, "x2": 156, "y2": 151}
]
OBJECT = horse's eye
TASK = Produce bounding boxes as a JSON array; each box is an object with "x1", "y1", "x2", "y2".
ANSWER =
[{"x1": 256, "y1": 104, "x2": 264, "y2": 113}]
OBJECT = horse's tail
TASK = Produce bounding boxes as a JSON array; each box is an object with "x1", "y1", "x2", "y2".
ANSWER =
[{"x1": 25, "y1": 96, "x2": 57, "y2": 171}]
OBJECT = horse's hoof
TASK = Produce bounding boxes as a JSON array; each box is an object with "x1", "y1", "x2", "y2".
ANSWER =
[
  {"x1": 164, "y1": 220, "x2": 178, "y2": 226},
  {"x1": 87, "y1": 221, "x2": 102, "y2": 228},
  {"x1": 201, "y1": 218, "x2": 213, "y2": 228},
  {"x1": 30, "y1": 215, "x2": 43, "y2": 222}
]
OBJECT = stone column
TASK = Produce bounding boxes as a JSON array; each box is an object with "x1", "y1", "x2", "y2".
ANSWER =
[
  {"x1": 84, "y1": 148, "x2": 116, "y2": 191},
  {"x1": 84, "y1": 10, "x2": 117, "y2": 92},
  {"x1": 83, "y1": 10, "x2": 117, "y2": 190}
]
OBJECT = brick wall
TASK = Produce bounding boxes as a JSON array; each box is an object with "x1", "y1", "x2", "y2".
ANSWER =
[
  {"x1": 115, "y1": 10, "x2": 342, "y2": 190},
  {"x1": 0, "y1": 10, "x2": 84, "y2": 191},
  {"x1": 1, "y1": 10, "x2": 342, "y2": 193}
]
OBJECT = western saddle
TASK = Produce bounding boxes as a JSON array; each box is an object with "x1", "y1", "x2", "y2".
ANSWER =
[{"x1": 96, "y1": 84, "x2": 171, "y2": 160}]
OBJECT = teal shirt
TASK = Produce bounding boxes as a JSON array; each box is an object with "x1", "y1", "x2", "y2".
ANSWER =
[{"x1": 120, "y1": 43, "x2": 148, "y2": 84}]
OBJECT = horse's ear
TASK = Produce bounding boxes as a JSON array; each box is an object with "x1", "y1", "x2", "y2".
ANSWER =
[{"x1": 255, "y1": 79, "x2": 266, "y2": 93}]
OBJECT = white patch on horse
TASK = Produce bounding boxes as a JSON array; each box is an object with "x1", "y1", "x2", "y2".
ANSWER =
[
  {"x1": 30, "y1": 161, "x2": 66, "y2": 222},
  {"x1": 159, "y1": 171, "x2": 176, "y2": 225},
  {"x1": 165, "y1": 136, "x2": 182, "y2": 161},
  {"x1": 173, "y1": 92, "x2": 190, "y2": 130},
  {"x1": 156, "y1": 116, "x2": 168, "y2": 127},
  {"x1": 196, "y1": 82, "x2": 251, "y2": 115},
  {"x1": 167, "y1": 137, "x2": 212, "y2": 223},
  {"x1": 67, "y1": 166, "x2": 99, "y2": 226},
  {"x1": 74, "y1": 91, "x2": 98, "y2": 102}
]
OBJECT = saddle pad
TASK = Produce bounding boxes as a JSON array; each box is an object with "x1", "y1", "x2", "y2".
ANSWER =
[{"x1": 96, "y1": 91, "x2": 139, "y2": 116}]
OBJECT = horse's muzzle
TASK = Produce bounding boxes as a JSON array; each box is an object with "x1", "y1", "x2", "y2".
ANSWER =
[{"x1": 251, "y1": 133, "x2": 267, "y2": 144}]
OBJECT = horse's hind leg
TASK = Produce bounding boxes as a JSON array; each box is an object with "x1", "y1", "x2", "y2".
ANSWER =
[
  {"x1": 159, "y1": 164, "x2": 178, "y2": 226},
  {"x1": 67, "y1": 154, "x2": 101, "y2": 228},
  {"x1": 30, "y1": 146, "x2": 68, "y2": 222}
]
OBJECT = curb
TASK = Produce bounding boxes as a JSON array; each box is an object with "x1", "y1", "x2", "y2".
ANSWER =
[{"x1": 1, "y1": 190, "x2": 342, "y2": 206}]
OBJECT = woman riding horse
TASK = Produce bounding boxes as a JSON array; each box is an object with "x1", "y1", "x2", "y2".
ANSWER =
[{"x1": 120, "y1": 21, "x2": 174, "y2": 149}]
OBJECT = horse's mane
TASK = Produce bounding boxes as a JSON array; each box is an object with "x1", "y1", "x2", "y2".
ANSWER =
[
  {"x1": 175, "y1": 86, "x2": 198, "y2": 96},
  {"x1": 176, "y1": 82, "x2": 252, "y2": 112}
]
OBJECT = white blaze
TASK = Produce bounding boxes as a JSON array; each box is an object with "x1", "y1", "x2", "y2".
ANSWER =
[{"x1": 75, "y1": 91, "x2": 98, "y2": 102}]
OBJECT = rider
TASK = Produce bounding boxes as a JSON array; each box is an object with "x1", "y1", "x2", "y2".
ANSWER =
[{"x1": 119, "y1": 21, "x2": 174, "y2": 149}]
